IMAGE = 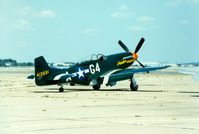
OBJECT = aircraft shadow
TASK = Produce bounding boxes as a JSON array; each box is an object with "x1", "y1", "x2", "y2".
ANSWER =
[
  {"x1": 178, "y1": 91, "x2": 199, "y2": 94},
  {"x1": 138, "y1": 90, "x2": 164, "y2": 93},
  {"x1": 31, "y1": 88, "x2": 164, "y2": 93},
  {"x1": 32, "y1": 88, "x2": 130, "y2": 93},
  {"x1": 190, "y1": 95, "x2": 199, "y2": 97},
  {"x1": 178, "y1": 91, "x2": 199, "y2": 98}
]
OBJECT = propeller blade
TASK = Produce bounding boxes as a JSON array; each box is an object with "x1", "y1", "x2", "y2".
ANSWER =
[
  {"x1": 136, "y1": 59, "x2": 145, "y2": 68},
  {"x1": 118, "y1": 40, "x2": 130, "y2": 52},
  {"x1": 134, "y1": 37, "x2": 145, "y2": 53}
]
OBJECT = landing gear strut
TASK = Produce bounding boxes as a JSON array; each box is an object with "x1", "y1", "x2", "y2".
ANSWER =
[
  {"x1": 93, "y1": 85, "x2": 100, "y2": 90},
  {"x1": 130, "y1": 76, "x2": 138, "y2": 91}
]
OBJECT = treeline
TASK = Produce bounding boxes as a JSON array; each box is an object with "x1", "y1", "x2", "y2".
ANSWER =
[
  {"x1": 177, "y1": 62, "x2": 199, "y2": 67},
  {"x1": 0, "y1": 58, "x2": 33, "y2": 67}
]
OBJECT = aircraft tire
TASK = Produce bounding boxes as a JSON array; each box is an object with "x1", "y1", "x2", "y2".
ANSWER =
[
  {"x1": 93, "y1": 85, "x2": 100, "y2": 90},
  {"x1": 130, "y1": 82, "x2": 138, "y2": 91},
  {"x1": 59, "y1": 87, "x2": 64, "y2": 92}
]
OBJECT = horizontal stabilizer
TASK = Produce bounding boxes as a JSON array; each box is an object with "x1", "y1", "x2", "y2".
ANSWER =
[{"x1": 27, "y1": 74, "x2": 35, "y2": 79}]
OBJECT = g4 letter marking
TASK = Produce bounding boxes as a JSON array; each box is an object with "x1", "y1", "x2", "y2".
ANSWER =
[
  {"x1": 89, "y1": 63, "x2": 100, "y2": 74},
  {"x1": 96, "y1": 63, "x2": 100, "y2": 72},
  {"x1": 89, "y1": 64, "x2": 95, "y2": 74}
]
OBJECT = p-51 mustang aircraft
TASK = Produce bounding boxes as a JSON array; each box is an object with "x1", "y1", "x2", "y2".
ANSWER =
[{"x1": 29, "y1": 37, "x2": 170, "y2": 92}]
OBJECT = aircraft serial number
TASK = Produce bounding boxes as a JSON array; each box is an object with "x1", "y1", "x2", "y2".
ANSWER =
[{"x1": 36, "y1": 70, "x2": 49, "y2": 77}]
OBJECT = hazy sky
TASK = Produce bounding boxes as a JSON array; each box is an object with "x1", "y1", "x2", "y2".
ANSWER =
[{"x1": 0, "y1": 0, "x2": 199, "y2": 63}]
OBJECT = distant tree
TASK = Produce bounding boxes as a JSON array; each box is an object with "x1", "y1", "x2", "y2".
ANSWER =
[
  {"x1": 0, "y1": 62, "x2": 6, "y2": 67},
  {"x1": 0, "y1": 58, "x2": 33, "y2": 67}
]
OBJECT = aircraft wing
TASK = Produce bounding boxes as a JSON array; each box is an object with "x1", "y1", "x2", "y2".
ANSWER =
[{"x1": 107, "y1": 66, "x2": 170, "y2": 84}]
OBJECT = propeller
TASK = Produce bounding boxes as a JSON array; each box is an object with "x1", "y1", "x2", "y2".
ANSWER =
[
  {"x1": 118, "y1": 37, "x2": 145, "y2": 67},
  {"x1": 118, "y1": 40, "x2": 130, "y2": 52},
  {"x1": 134, "y1": 37, "x2": 145, "y2": 54},
  {"x1": 136, "y1": 59, "x2": 145, "y2": 68}
]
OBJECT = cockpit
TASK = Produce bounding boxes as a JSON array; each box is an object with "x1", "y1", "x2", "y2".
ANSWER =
[
  {"x1": 77, "y1": 54, "x2": 107, "y2": 66},
  {"x1": 91, "y1": 54, "x2": 107, "y2": 61}
]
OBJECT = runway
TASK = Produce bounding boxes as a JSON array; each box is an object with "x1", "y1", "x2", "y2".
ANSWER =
[{"x1": 1, "y1": 67, "x2": 199, "y2": 134}]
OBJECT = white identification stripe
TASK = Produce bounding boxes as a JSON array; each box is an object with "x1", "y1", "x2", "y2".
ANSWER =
[
  {"x1": 102, "y1": 69, "x2": 122, "y2": 85},
  {"x1": 84, "y1": 69, "x2": 89, "y2": 73},
  {"x1": 71, "y1": 73, "x2": 77, "y2": 77},
  {"x1": 53, "y1": 74, "x2": 66, "y2": 80}
]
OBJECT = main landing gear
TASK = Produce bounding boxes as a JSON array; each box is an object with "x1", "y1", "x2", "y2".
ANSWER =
[
  {"x1": 130, "y1": 76, "x2": 138, "y2": 91},
  {"x1": 93, "y1": 84, "x2": 100, "y2": 90}
]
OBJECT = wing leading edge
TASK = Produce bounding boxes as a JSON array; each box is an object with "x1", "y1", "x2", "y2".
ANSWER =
[{"x1": 107, "y1": 66, "x2": 170, "y2": 84}]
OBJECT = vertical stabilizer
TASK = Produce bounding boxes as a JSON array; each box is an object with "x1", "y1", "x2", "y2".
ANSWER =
[{"x1": 34, "y1": 56, "x2": 50, "y2": 86}]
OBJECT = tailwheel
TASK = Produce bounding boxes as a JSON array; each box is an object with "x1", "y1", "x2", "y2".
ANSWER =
[
  {"x1": 59, "y1": 87, "x2": 64, "y2": 92},
  {"x1": 130, "y1": 76, "x2": 138, "y2": 91},
  {"x1": 93, "y1": 85, "x2": 100, "y2": 90}
]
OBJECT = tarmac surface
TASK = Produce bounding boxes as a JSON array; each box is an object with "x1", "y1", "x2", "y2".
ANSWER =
[{"x1": 1, "y1": 67, "x2": 199, "y2": 134}]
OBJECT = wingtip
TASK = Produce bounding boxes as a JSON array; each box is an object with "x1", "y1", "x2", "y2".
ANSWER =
[
  {"x1": 165, "y1": 65, "x2": 171, "y2": 68},
  {"x1": 161, "y1": 65, "x2": 171, "y2": 69}
]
